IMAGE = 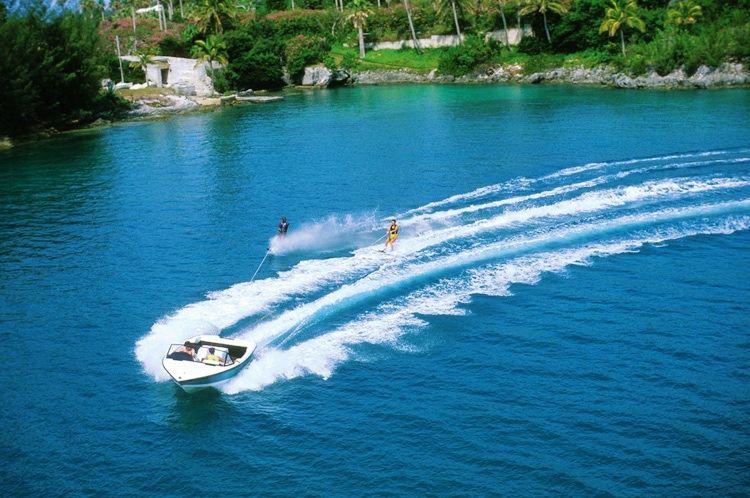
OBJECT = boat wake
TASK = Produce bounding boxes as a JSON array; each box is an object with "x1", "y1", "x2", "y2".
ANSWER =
[{"x1": 135, "y1": 148, "x2": 750, "y2": 394}]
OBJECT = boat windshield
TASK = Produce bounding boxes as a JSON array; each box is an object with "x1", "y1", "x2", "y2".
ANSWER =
[
  {"x1": 166, "y1": 344, "x2": 235, "y2": 366},
  {"x1": 165, "y1": 344, "x2": 197, "y2": 361}
]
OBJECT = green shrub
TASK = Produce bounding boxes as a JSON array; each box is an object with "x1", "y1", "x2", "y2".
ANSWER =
[
  {"x1": 226, "y1": 49, "x2": 284, "y2": 91},
  {"x1": 284, "y1": 34, "x2": 331, "y2": 78},
  {"x1": 646, "y1": 33, "x2": 684, "y2": 75},
  {"x1": 437, "y1": 36, "x2": 501, "y2": 76},
  {"x1": 181, "y1": 24, "x2": 200, "y2": 44},
  {"x1": 624, "y1": 54, "x2": 649, "y2": 75},
  {"x1": 223, "y1": 25, "x2": 285, "y2": 90},
  {"x1": 340, "y1": 52, "x2": 361, "y2": 72},
  {"x1": 158, "y1": 35, "x2": 191, "y2": 58},
  {"x1": 267, "y1": 10, "x2": 334, "y2": 40},
  {"x1": 521, "y1": 53, "x2": 565, "y2": 75},
  {"x1": 103, "y1": 54, "x2": 145, "y2": 83},
  {"x1": 211, "y1": 69, "x2": 232, "y2": 94},
  {"x1": 554, "y1": 0, "x2": 612, "y2": 53},
  {"x1": 323, "y1": 55, "x2": 337, "y2": 71},
  {"x1": 517, "y1": 34, "x2": 551, "y2": 56},
  {"x1": 367, "y1": 6, "x2": 441, "y2": 43},
  {"x1": 90, "y1": 90, "x2": 131, "y2": 118}
]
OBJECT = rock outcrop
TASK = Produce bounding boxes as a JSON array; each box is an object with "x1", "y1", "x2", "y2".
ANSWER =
[
  {"x1": 344, "y1": 62, "x2": 749, "y2": 89},
  {"x1": 299, "y1": 66, "x2": 352, "y2": 87}
]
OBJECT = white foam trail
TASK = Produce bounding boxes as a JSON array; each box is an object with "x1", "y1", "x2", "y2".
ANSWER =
[
  {"x1": 234, "y1": 201, "x2": 750, "y2": 370},
  {"x1": 402, "y1": 177, "x2": 534, "y2": 215},
  {"x1": 396, "y1": 177, "x2": 750, "y2": 255},
  {"x1": 269, "y1": 212, "x2": 382, "y2": 255},
  {"x1": 542, "y1": 149, "x2": 741, "y2": 180},
  {"x1": 224, "y1": 213, "x2": 750, "y2": 393},
  {"x1": 138, "y1": 149, "x2": 750, "y2": 388},
  {"x1": 402, "y1": 164, "x2": 750, "y2": 225},
  {"x1": 402, "y1": 149, "x2": 749, "y2": 217},
  {"x1": 139, "y1": 177, "x2": 750, "y2": 380}
]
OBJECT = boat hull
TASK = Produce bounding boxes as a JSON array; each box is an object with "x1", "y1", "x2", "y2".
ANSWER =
[{"x1": 162, "y1": 335, "x2": 256, "y2": 392}]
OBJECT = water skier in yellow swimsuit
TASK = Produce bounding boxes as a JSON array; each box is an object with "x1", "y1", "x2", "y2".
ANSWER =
[{"x1": 384, "y1": 219, "x2": 399, "y2": 251}]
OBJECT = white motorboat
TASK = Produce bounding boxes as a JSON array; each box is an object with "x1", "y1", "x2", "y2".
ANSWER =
[{"x1": 162, "y1": 335, "x2": 256, "y2": 392}]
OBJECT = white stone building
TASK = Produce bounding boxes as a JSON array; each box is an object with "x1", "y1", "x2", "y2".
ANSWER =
[{"x1": 121, "y1": 56, "x2": 218, "y2": 97}]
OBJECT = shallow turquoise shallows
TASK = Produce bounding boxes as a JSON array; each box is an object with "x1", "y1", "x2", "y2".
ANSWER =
[{"x1": 1, "y1": 84, "x2": 749, "y2": 497}]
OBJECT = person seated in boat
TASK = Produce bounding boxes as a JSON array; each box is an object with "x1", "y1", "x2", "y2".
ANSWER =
[
  {"x1": 168, "y1": 345, "x2": 195, "y2": 361},
  {"x1": 203, "y1": 347, "x2": 227, "y2": 364}
]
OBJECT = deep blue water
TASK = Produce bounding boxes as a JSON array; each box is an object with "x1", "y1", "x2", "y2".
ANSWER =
[{"x1": 1, "y1": 84, "x2": 749, "y2": 497}]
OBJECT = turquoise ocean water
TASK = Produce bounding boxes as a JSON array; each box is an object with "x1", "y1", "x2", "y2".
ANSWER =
[{"x1": 1, "y1": 84, "x2": 749, "y2": 496}]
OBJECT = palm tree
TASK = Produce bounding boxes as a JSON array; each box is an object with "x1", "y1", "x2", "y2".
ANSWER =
[
  {"x1": 78, "y1": 0, "x2": 97, "y2": 18},
  {"x1": 192, "y1": 0, "x2": 236, "y2": 35},
  {"x1": 347, "y1": 0, "x2": 374, "y2": 59},
  {"x1": 666, "y1": 0, "x2": 702, "y2": 30},
  {"x1": 437, "y1": 0, "x2": 466, "y2": 46},
  {"x1": 513, "y1": 0, "x2": 526, "y2": 40},
  {"x1": 192, "y1": 34, "x2": 229, "y2": 84},
  {"x1": 129, "y1": 51, "x2": 154, "y2": 80},
  {"x1": 124, "y1": 0, "x2": 150, "y2": 33},
  {"x1": 599, "y1": 0, "x2": 645, "y2": 56},
  {"x1": 403, "y1": 0, "x2": 423, "y2": 54},
  {"x1": 498, "y1": 0, "x2": 511, "y2": 49},
  {"x1": 519, "y1": 0, "x2": 568, "y2": 44},
  {"x1": 97, "y1": 0, "x2": 106, "y2": 20}
]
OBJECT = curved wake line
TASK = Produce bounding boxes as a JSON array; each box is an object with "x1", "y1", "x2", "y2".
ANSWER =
[
  {"x1": 541, "y1": 149, "x2": 749, "y2": 180},
  {"x1": 400, "y1": 175, "x2": 749, "y2": 232},
  {"x1": 136, "y1": 149, "x2": 750, "y2": 390},
  {"x1": 239, "y1": 199, "x2": 750, "y2": 352},
  {"x1": 224, "y1": 213, "x2": 750, "y2": 393},
  {"x1": 402, "y1": 148, "x2": 749, "y2": 216}
]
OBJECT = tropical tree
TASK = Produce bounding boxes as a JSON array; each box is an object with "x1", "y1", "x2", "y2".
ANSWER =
[
  {"x1": 346, "y1": 0, "x2": 374, "y2": 59},
  {"x1": 404, "y1": 0, "x2": 423, "y2": 53},
  {"x1": 78, "y1": 0, "x2": 98, "y2": 18},
  {"x1": 192, "y1": 0, "x2": 236, "y2": 35},
  {"x1": 519, "y1": 0, "x2": 568, "y2": 43},
  {"x1": 498, "y1": 0, "x2": 511, "y2": 49},
  {"x1": 666, "y1": 0, "x2": 702, "y2": 30},
  {"x1": 129, "y1": 51, "x2": 154, "y2": 75},
  {"x1": 437, "y1": 0, "x2": 466, "y2": 45},
  {"x1": 599, "y1": 0, "x2": 645, "y2": 56},
  {"x1": 513, "y1": 0, "x2": 525, "y2": 38},
  {"x1": 0, "y1": 8, "x2": 110, "y2": 137},
  {"x1": 193, "y1": 34, "x2": 229, "y2": 83}
]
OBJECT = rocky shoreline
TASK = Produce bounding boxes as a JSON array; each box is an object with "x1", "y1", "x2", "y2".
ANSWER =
[
  {"x1": 2, "y1": 62, "x2": 746, "y2": 149},
  {"x1": 123, "y1": 92, "x2": 284, "y2": 119},
  {"x1": 350, "y1": 62, "x2": 750, "y2": 89}
]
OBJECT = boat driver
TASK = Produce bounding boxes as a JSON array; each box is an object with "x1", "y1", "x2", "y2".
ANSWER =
[{"x1": 205, "y1": 347, "x2": 221, "y2": 363}]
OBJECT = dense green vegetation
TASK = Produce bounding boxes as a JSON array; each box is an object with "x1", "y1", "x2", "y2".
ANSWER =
[
  {"x1": 0, "y1": 1, "x2": 130, "y2": 138},
  {"x1": 1, "y1": 0, "x2": 748, "y2": 139}
]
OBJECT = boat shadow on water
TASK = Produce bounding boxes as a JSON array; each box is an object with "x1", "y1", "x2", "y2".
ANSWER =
[{"x1": 164, "y1": 387, "x2": 234, "y2": 429}]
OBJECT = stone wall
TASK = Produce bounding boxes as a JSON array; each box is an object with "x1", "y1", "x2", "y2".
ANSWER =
[
  {"x1": 123, "y1": 56, "x2": 216, "y2": 97},
  {"x1": 364, "y1": 28, "x2": 528, "y2": 51}
]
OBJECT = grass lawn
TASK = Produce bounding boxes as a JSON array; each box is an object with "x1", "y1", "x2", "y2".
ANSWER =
[
  {"x1": 115, "y1": 86, "x2": 176, "y2": 99},
  {"x1": 330, "y1": 44, "x2": 444, "y2": 72}
]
